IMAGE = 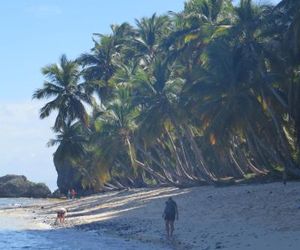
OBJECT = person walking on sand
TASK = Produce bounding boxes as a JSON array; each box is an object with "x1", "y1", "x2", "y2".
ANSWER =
[{"x1": 162, "y1": 197, "x2": 178, "y2": 239}]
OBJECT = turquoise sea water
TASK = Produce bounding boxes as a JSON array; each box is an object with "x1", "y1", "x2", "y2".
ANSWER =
[{"x1": 0, "y1": 198, "x2": 169, "y2": 250}]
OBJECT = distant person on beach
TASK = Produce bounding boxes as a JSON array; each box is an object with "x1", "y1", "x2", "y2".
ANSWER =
[
  {"x1": 71, "y1": 188, "x2": 77, "y2": 199},
  {"x1": 67, "y1": 189, "x2": 71, "y2": 199},
  {"x1": 283, "y1": 171, "x2": 287, "y2": 185},
  {"x1": 55, "y1": 207, "x2": 67, "y2": 224},
  {"x1": 162, "y1": 197, "x2": 178, "y2": 238}
]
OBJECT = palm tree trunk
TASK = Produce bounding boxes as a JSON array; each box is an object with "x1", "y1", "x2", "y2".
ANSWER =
[
  {"x1": 153, "y1": 144, "x2": 181, "y2": 181},
  {"x1": 161, "y1": 131, "x2": 196, "y2": 180},
  {"x1": 134, "y1": 159, "x2": 170, "y2": 184},
  {"x1": 164, "y1": 128, "x2": 184, "y2": 176},
  {"x1": 229, "y1": 149, "x2": 245, "y2": 177},
  {"x1": 125, "y1": 136, "x2": 137, "y2": 170},
  {"x1": 267, "y1": 106, "x2": 300, "y2": 176},
  {"x1": 182, "y1": 123, "x2": 216, "y2": 183}
]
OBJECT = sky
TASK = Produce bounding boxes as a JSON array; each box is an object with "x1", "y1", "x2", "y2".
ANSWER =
[{"x1": 0, "y1": 0, "x2": 280, "y2": 191}]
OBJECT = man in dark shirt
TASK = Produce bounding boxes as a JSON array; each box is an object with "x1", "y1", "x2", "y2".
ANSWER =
[{"x1": 162, "y1": 197, "x2": 178, "y2": 238}]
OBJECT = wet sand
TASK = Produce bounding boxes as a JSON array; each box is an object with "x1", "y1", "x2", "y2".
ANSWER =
[{"x1": 2, "y1": 182, "x2": 300, "y2": 249}]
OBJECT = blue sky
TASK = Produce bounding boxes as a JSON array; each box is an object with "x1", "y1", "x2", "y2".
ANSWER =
[
  {"x1": 0, "y1": 0, "x2": 185, "y2": 190},
  {"x1": 0, "y1": 0, "x2": 186, "y2": 102},
  {"x1": 0, "y1": 0, "x2": 280, "y2": 190}
]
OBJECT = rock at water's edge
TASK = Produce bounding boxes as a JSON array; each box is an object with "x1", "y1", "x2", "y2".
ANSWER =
[{"x1": 0, "y1": 175, "x2": 51, "y2": 198}]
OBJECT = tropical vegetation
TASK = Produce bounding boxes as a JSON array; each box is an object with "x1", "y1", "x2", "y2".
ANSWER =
[{"x1": 34, "y1": 0, "x2": 300, "y2": 193}]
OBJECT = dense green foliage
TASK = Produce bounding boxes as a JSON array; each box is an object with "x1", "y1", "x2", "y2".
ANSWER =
[{"x1": 34, "y1": 0, "x2": 300, "y2": 192}]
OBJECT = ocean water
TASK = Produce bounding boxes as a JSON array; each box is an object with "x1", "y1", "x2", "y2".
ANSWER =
[
  {"x1": 0, "y1": 198, "x2": 46, "y2": 208},
  {"x1": 0, "y1": 198, "x2": 170, "y2": 250}
]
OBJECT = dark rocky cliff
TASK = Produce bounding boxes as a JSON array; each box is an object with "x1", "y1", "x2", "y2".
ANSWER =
[
  {"x1": 0, "y1": 175, "x2": 51, "y2": 198},
  {"x1": 54, "y1": 154, "x2": 83, "y2": 194}
]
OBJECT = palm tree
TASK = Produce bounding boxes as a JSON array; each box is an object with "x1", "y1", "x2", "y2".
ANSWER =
[
  {"x1": 271, "y1": 0, "x2": 300, "y2": 163},
  {"x1": 181, "y1": 0, "x2": 300, "y2": 179},
  {"x1": 182, "y1": 37, "x2": 273, "y2": 176},
  {"x1": 90, "y1": 85, "x2": 152, "y2": 187},
  {"x1": 34, "y1": 0, "x2": 300, "y2": 190},
  {"x1": 131, "y1": 14, "x2": 171, "y2": 66},
  {"x1": 184, "y1": 0, "x2": 233, "y2": 24},
  {"x1": 131, "y1": 57, "x2": 217, "y2": 184},
  {"x1": 78, "y1": 23, "x2": 135, "y2": 104},
  {"x1": 275, "y1": 0, "x2": 300, "y2": 60},
  {"x1": 33, "y1": 54, "x2": 93, "y2": 131}
]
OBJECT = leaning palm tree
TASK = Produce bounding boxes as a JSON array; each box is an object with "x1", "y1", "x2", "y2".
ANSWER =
[
  {"x1": 90, "y1": 85, "x2": 151, "y2": 187},
  {"x1": 131, "y1": 57, "x2": 217, "y2": 184},
  {"x1": 182, "y1": 38, "x2": 272, "y2": 176},
  {"x1": 272, "y1": 0, "x2": 300, "y2": 153},
  {"x1": 33, "y1": 54, "x2": 93, "y2": 131}
]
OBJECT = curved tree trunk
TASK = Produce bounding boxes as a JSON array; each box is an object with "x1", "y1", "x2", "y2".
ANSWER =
[{"x1": 182, "y1": 124, "x2": 217, "y2": 184}]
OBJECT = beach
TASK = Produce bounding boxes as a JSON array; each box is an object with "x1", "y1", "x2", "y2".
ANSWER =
[
  {"x1": 1, "y1": 182, "x2": 300, "y2": 249},
  {"x1": 0, "y1": 203, "x2": 170, "y2": 250}
]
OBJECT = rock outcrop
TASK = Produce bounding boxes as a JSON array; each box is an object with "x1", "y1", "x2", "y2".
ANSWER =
[
  {"x1": 0, "y1": 175, "x2": 51, "y2": 198},
  {"x1": 54, "y1": 155, "x2": 83, "y2": 194},
  {"x1": 48, "y1": 188, "x2": 65, "y2": 198}
]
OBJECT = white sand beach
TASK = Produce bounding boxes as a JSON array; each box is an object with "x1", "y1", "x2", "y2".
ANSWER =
[{"x1": 2, "y1": 182, "x2": 300, "y2": 249}]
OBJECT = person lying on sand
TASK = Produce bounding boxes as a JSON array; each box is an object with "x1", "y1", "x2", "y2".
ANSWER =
[
  {"x1": 162, "y1": 197, "x2": 178, "y2": 239},
  {"x1": 55, "y1": 207, "x2": 67, "y2": 224}
]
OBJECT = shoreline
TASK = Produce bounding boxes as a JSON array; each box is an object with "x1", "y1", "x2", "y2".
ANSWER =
[{"x1": 1, "y1": 182, "x2": 300, "y2": 249}]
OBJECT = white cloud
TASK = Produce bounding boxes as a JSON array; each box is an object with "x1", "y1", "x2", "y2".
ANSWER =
[{"x1": 0, "y1": 100, "x2": 57, "y2": 191}]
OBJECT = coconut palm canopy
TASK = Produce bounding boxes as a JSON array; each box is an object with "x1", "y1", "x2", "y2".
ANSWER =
[{"x1": 34, "y1": 0, "x2": 300, "y2": 192}]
